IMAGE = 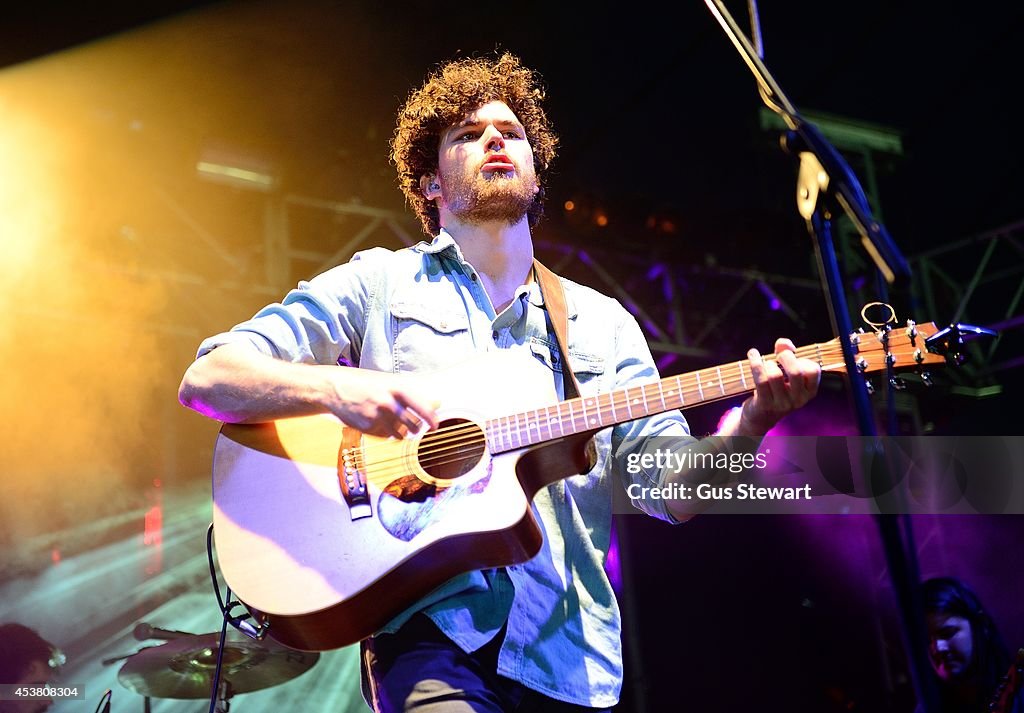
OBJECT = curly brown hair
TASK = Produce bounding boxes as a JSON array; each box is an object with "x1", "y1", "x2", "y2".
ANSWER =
[{"x1": 391, "y1": 53, "x2": 558, "y2": 236}]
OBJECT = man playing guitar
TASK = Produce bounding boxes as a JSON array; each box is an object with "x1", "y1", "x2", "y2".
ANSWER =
[{"x1": 179, "y1": 53, "x2": 821, "y2": 712}]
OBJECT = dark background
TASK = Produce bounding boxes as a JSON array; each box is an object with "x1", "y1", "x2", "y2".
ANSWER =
[
  {"x1": 8, "y1": 0, "x2": 1021, "y2": 419},
  {"x1": 6, "y1": 1, "x2": 1023, "y2": 247}
]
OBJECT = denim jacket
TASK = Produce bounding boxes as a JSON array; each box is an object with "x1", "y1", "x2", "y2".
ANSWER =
[{"x1": 196, "y1": 231, "x2": 693, "y2": 707}]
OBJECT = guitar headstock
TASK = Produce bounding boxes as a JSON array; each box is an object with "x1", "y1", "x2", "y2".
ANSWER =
[
  {"x1": 826, "y1": 320, "x2": 946, "y2": 378},
  {"x1": 850, "y1": 321, "x2": 947, "y2": 374}
]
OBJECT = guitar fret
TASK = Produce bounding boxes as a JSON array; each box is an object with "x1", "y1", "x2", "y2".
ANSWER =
[
  {"x1": 640, "y1": 384, "x2": 649, "y2": 416},
  {"x1": 624, "y1": 388, "x2": 634, "y2": 420},
  {"x1": 739, "y1": 361, "x2": 748, "y2": 390},
  {"x1": 716, "y1": 366, "x2": 725, "y2": 395},
  {"x1": 695, "y1": 372, "x2": 705, "y2": 401},
  {"x1": 546, "y1": 405, "x2": 561, "y2": 439},
  {"x1": 629, "y1": 387, "x2": 642, "y2": 416}
]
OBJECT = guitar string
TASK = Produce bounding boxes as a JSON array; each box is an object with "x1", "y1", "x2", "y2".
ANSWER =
[
  {"x1": 359, "y1": 331, "x2": 926, "y2": 466},
  {"x1": 351, "y1": 341, "x2": 929, "y2": 484},
  {"x1": 353, "y1": 380, "x2": 759, "y2": 484},
  {"x1": 359, "y1": 337, "x2": 916, "y2": 463},
  {"x1": 364, "y1": 342, "x2": 827, "y2": 455},
  {"x1": 348, "y1": 361, "x2": 860, "y2": 484},
  {"x1": 350, "y1": 345, "x2": 824, "y2": 465},
  {"x1": 350, "y1": 340, "x2": 927, "y2": 480}
]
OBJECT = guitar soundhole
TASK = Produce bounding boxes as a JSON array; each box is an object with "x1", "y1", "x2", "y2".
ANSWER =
[{"x1": 417, "y1": 418, "x2": 486, "y2": 481}]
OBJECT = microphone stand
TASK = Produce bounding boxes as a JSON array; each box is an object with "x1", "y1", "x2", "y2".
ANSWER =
[{"x1": 703, "y1": 2, "x2": 940, "y2": 711}]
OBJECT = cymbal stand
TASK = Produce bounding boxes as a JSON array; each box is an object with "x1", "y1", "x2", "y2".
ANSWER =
[
  {"x1": 206, "y1": 524, "x2": 264, "y2": 713},
  {"x1": 213, "y1": 678, "x2": 234, "y2": 713},
  {"x1": 101, "y1": 650, "x2": 153, "y2": 712}
]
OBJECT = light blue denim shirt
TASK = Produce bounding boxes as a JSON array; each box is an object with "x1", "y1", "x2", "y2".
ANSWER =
[{"x1": 196, "y1": 231, "x2": 694, "y2": 707}]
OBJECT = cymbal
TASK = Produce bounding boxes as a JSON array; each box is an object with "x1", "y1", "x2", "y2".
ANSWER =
[{"x1": 118, "y1": 633, "x2": 319, "y2": 699}]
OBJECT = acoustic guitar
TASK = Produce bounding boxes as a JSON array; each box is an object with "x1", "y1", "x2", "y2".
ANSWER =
[{"x1": 211, "y1": 322, "x2": 944, "y2": 650}]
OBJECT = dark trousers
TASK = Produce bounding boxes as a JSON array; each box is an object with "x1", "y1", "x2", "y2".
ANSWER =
[{"x1": 362, "y1": 615, "x2": 612, "y2": 713}]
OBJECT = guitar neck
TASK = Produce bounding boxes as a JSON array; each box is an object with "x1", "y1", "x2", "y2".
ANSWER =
[
  {"x1": 484, "y1": 341, "x2": 840, "y2": 454},
  {"x1": 990, "y1": 648, "x2": 1024, "y2": 713}
]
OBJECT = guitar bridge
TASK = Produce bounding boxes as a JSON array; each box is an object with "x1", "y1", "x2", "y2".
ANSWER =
[{"x1": 338, "y1": 429, "x2": 372, "y2": 520}]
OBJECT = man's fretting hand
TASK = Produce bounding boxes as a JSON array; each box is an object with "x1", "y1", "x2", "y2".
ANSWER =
[{"x1": 736, "y1": 338, "x2": 821, "y2": 436}]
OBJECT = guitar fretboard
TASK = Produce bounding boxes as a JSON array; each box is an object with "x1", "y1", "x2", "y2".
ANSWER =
[{"x1": 483, "y1": 346, "x2": 824, "y2": 454}]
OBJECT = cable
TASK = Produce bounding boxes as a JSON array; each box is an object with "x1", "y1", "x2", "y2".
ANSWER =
[
  {"x1": 205, "y1": 523, "x2": 268, "y2": 712},
  {"x1": 206, "y1": 523, "x2": 228, "y2": 614},
  {"x1": 206, "y1": 524, "x2": 266, "y2": 639},
  {"x1": 92, "y1": 689, "x2": 112, "y2": 713}
]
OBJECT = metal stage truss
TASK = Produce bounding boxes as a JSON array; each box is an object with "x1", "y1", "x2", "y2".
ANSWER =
[{"x1": 85, "y1": 188, "x2": 1021, "y2": 392}]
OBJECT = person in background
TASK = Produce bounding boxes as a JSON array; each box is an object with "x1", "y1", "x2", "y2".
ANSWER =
[
  {"x1": 0, "y1": 623, "x2": 62, "y2": 713},
  {"x1": 919, "y1": 577, "x2": 1023, "y2": 713}
]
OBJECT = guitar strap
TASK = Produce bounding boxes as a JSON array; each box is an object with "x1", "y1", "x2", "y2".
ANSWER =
[{"x1": 533, "y1": 259, "x2": 582, "y2": 400}]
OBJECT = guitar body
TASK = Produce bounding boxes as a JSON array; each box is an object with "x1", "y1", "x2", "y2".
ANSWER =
[{"x1": 212, "y1": 351, "x2": 595, "y2": 651}]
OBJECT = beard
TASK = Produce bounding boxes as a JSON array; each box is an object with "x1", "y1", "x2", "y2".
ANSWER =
[{"x1": 440, "y1": 164, "x2": 538, "y2": 227}]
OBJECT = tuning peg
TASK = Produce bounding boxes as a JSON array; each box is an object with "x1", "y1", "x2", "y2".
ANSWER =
[
  {"x1": 905, "y1": 319, "x2": 918, "y2": 346},
  {"x1": 865, "y1": 379, "x2": 875, "y2": 395},
  {"x1": 889, "y1": 377, "x2": 907, "y2": 391},
  {"x1": 919, "y1": 371, "x2": 933, "y2": 387}
]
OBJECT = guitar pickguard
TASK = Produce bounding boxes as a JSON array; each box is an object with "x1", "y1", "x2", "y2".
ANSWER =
[{"x1": 377, "y1": 459, "x2": 494, "y2": 541}]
